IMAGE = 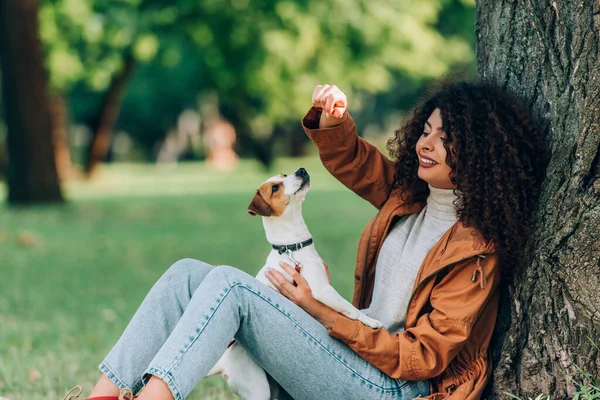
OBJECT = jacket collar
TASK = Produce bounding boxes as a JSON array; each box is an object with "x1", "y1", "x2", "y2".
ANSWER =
[{"x1": 437, "y1": 220, "x2": 496, "y2": 266}]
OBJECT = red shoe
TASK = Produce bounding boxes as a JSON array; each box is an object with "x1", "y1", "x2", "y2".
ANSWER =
[{"x1": 63, "y1": 386, "x2": 136, "y2": 400}]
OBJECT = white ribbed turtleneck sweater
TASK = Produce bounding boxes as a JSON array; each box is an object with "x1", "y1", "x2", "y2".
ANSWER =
[{"x1": 362, "y1": 184, "x2": 460, "y2": 334}]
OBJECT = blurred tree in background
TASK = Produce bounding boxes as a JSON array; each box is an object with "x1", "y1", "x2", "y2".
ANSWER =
[
  {"x1": 0, "y1": 0, "x2": 64, "y2": 204},
  {"x1": 0, "y1": 0, "x2": 476, "y2": 202}
]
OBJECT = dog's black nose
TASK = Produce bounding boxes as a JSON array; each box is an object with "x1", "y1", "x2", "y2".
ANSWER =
[{"x1": 297, "y1": 168, "x2": 307, "y2": 177}]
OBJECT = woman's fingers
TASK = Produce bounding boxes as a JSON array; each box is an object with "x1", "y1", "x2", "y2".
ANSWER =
[
  {"x1": 321, "y1": 86, "x2": 337, "y2": 112},
  {"x1": 311, "y1": 84, "x2": 324, "y2": 105},
  {"x1": 312, "y1": 85, "x2": 347, "y2": 118},
  {"x1": 265, "y1": 262, "x2": 314, "y2": 307},
  {"x1": 278, "y1": 262, "x2": 309, "y2": 289},
  {"x1": 312, "y1": 85, "x2": 336, "y2": 107},
  {"x1": 312, "y1": 85, "x2": 331, "y2": 109},
  {"x1": 278, "y1": 262, "x2": 313, "y2": 306},
  {"x1": 324, "y1": 93, "x2": 336, "y2": 115},
  {"x1": 325, "y1": 93, "x2": 347, "y2": 117},
  {"x1": 266, "y1": 269, "x2": 294, "y2": 298}
]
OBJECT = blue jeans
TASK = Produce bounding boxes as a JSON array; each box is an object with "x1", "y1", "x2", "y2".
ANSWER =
[{"x1": 99, "y1": 259, "x2": 430, "y2": 400}]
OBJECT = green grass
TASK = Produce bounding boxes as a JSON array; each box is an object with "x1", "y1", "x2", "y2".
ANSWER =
[{"x1": 0, "y1": 157, "x2": 377, "y2": 399}]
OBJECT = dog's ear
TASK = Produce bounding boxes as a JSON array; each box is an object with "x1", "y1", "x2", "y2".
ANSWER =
[{"x1": 248, "y1": 192, "x2": 274, "y2": 217}]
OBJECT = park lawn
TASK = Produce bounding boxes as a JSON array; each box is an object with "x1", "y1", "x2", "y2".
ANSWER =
[{"x1": 0, "y1": 157, "x2": 377, "y2": 400}]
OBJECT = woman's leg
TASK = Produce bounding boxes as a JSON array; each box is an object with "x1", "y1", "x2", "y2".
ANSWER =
[
  {"x1": 91, "y1": 259, "x2": 213, "y2": 396},
  {"x1": 140, "y1": 265, "x2": 430, "y2": 400}
]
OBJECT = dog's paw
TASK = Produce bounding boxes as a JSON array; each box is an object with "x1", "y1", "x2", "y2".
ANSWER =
[
  {"x1": 341, "y1": 309, "x2": 360, "y2": 320},
  {"x1": 359, "y1": 314, "x2": 383, "y2": 329}
]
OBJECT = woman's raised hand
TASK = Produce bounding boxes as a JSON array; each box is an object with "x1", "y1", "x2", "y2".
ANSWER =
[{"x1": 311, "y1": 85, "x2": 347, "y2": 129}]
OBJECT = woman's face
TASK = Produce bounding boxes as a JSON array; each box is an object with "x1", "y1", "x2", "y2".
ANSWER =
[{"x1": 415, "y1": 108, "x2": 455, "y2": 189}]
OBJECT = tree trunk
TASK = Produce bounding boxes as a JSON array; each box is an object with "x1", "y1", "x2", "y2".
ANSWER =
[
  {"x1": 476, "y1": 1, "x2": 600, "y2": 398},
  {"x1": 84, "y1": 52, "x2": 135, "y2": 177},
  {"x1": 0, "y1": 0, "x2": 63, "y2": 204},
  {"x1": 49, "y1": 92, "x2": 74, "y2": 180}
]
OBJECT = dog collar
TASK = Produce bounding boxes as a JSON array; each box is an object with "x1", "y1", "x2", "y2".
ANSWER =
[{"x1": 271, "y1": 238, "x2": 313, "y2": 255}]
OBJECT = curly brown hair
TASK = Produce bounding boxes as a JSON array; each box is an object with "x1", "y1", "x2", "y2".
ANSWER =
[{"x1": 387, "y1": 81, "x2": 548, "y2": 276}]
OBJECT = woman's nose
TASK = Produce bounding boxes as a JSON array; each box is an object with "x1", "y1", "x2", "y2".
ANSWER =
[{"x1": 419, "y1": 136, "x2": 433, "y2": 151}]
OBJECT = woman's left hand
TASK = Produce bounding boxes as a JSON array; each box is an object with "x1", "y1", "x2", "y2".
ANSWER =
[{"x1": 266, "y1": 261, "x2": 339, "y2": 329}]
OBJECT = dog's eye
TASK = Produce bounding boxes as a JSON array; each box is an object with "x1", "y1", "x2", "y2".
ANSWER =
[
  {"x1": 282, "y1": 174, "x2": 287, "y2": 177},
  {"x1": 272, "y1": 184, "x2": 279, "y2": 193}
]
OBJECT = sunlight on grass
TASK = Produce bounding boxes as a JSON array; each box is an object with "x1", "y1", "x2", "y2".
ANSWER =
[{"x1": 0, "y1": 158, "x2": 376, "y2": 399}]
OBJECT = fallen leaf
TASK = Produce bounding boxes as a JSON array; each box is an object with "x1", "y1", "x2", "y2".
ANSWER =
[
  {"x1": 16, "y1": 231, "x2": 37, "y2": 247},
  {"x1": 102, "y1": 308, "x2": 117, "y2": 322},
  {"x1": 28, "y1": 368, "x2": 41, "y2": 381}
]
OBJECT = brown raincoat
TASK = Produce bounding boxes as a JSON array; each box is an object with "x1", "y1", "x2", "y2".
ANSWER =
[{"x1": 303, "y1": 108, "x2": 502, "y2": 400}]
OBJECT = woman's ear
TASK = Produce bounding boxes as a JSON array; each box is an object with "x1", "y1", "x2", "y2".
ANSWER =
[{"x1": 247, "y1": 192, "x2": 274, "y2": 217}]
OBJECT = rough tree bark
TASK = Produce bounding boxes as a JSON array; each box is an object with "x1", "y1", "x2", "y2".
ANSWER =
[
  {"x1": 85, "y1": 51, "x2": 136, "y2": 177},
  {"x1": 0, "y1": 0, "x2": 63, "y2": 204},
  {"x1": 477, "y1": 1, "x2": 600, "y2": 398}
]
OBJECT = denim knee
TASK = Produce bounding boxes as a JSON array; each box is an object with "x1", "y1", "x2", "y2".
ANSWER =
[
  {"x1": 159, "y1": 258, "x2": 213, "y2": 295},
  {"x1": 206, "y1": 265, "x2": 248, "y2": 284},
  {"x1": 168, "y1": 258, "x2": 206, "y2": 274}
]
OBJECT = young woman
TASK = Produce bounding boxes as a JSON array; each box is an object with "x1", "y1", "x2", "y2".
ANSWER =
[{"x1": 65, "y1": 81, "x2": 546, "y2": 400}]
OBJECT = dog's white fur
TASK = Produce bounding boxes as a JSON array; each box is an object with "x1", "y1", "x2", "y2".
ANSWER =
[{"x1": 206, "y1": 168, "x2": 382, "y2": 400}]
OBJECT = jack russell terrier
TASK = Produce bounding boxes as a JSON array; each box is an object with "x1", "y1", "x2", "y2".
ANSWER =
[{"x1": 206, "y1": 167, "x2": 382, "y2": 400}]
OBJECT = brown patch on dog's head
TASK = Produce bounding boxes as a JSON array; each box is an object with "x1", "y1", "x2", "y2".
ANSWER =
[
  {"x1": 247, "y1": 191, "x2": 273, "y2": 216},
  {"x1": 247, "y1": 180, "x2": 288, "y2": 217}
]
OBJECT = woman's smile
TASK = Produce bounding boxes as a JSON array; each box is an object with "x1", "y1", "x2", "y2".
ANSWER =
[
  {"x1": 416, "y1": 108, "x2": 454, "y2": 189},
  {"x1": 418, "y1": 154, "x2": 438, "y2": 168}
]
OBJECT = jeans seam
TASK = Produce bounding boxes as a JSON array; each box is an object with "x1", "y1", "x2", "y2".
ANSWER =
[
  {"x1": 162, "y1": 281, "x2": 243, "y2": 376},
  {"x1": 101, "y1": 360, "x2": 146, "y2": 394},
  {"x1": 250, "y1": 287, "x2": 403, "y2": 393},
  {"x1": 99, "y1": 361, "x2": 131, "y2": 390},
  {"x1": 147, "y1": 366, "x2": 183, "y2": 400},
  {"x1": 162, "y1": 278, "x2": 402, "y2": 394}
]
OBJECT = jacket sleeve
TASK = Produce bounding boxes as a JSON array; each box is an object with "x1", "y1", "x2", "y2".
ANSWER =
[
  {"x1": 326, "y1": 254, "x2": 501, "y2": 380},
  {"x1": 302, "y1": 107, "x2": 398, "y2": 209}
]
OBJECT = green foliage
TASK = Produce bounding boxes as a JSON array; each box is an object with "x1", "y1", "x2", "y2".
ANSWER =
[
  {"x1": 505, "y1": 394, "x2": 551, "y2": 400},
  {"x1": 36, "y1": 0, "x2": 476, "y2": 157},
  {"x1": 38, "y1": 0, "x2": 165, "y2": 91},
  {"x1": 114, "y1": 40, "x2": 207, "y2": 151},
  {"x1": 40, "y1": 0, "x2": 126, "y2": 91},
  {"x1": 174, "y1": 0, "x2": 476, "y2": 124},
  {"x1": 571, "y1": 370, "x2": 600, "y2": 399}
]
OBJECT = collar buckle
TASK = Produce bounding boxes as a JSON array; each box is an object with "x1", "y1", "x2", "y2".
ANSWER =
[{"x1": 285, "y1": 249, "x2": 301, "y2": 267}]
